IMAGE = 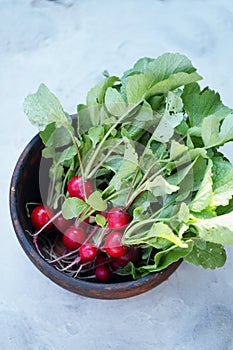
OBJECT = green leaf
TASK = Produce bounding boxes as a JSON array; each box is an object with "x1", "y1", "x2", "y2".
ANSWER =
[
  {"x1": 190, "y1": 159, "x2": 213, "y2": 212},
  {"x1": 86, "y1": 191, "x2": 107, "y2": 211},
  {"x1": 151, "y1": 117, "x2": 174, "y2": 143},
  {"x1": 40, "y1": 123, "x2": 56, "y2": 144},
  {"x1": 201, "y1": 113, "x2": 233, "y2": 148},
  {"x1": 165, "y1": 91, "x2": 183, "y2": 116},
  {"x1": 125, "y1": 74, "x2": 149, "y2": 104},
  {"x1": 145, "y1": 72, "x2": 202, "y2": 99},
  {"x1": 46, "y1": 126, "x2": 72, "y2": 148},
  {"x1": 151, "y1": 92, "x2": 185, "y2": 143},
  {"x1": 105, "y1": 87, "x2": 127, "y2": 116},
  {"x1": 125, "y1": 71, "x2": 201, "y2": 105},
  {"x1": 138, "y1": 241, "x2": 193, "y2": 272},
  {"x1": 212, "y1": 156, "x2": 233, "y2": 206},
  {"x1": 145, "y1": 175, "x2": 179, "y2": 197},
  {"x1": 49, "y1": 162, "x2": 64, "y2": 182},
  {"x1": 154, "y1": 241, "x2": 193, "y2": 270},
  {"x1": 135, "y1": 100, "x2": 153, "y2": 122},
  {"x1": 191, "y1": 212, "x2": 233, "y2": 245},
  {"x1": 125, "y1": 52, "x2": 201, "y2": 104},
  {"x1": 23, "y1": 84, "x2": 71, "y2": 131},
  {"x1": 122, "y1": 57, "x2": 154, "y2": 79},
  {"x1": 191, "y1": 156, "x2": 208, "y2": 191},
  {"x1": 86, "y1": 76, "x2": 119, "y2": 106},
  {"x1": 183, "y1": 87, "x2": 232, "y2": 127},
  {"x1": 123, "y1": 220, "x2": 187, "y2": 249},
  {"x1": 123, "y1": 53, "x2": 196, "y2": 92},
  {"x1": 88, "y1": 125, "x2": 104, "y2": 147},
  {"x1": 146, "y1": 52, "x2": 197, "y2": 81},
  {"x1": 217, "y1": 197, "x2": 233, "y2": 215},
  {"x1": 62, "y1": 197, "x2": 88, "y2": 219},
  {"x1": 109, "y1": 188, "x2": 129, "y2": 208},
  {"x1": 175, "y1": 120, "x2": 189, "y2": 136},
  {"x1": 167, "y1": 160, "x2": 195, "y2": 186},
  {"x1": 201, "y1": 115, "x2": 220, "y2": 147},
  {"x1": 133, "y1": 206, "x2": 150, "y2": 221},
  {"x1": 110, "y1": 138, "x2": 138, "y2": 190},
  {"x1": 168, "y1": 156, "x2": 203, "y2": 202},
  {"x1": 148, "y1": 222, "x2": 188, "y2": 248},
  {"x1": 124, "y1": 137, "x2": 138, "y2": 163},
  {"x1": 178, "y1": 203, "x2": 190, "y2": 223},
  {"x1": 116, "y1": 262, "x2": 139, "y2": 279},
  {"x1": 184, "y1": 239, "x2": 226, "y2": 269},
  {"x1": 58, "y1": 145, "x2": 77, "y2": 164},
  {"x1": 133, "y1": 57, "x2": 154, "y2": 73},
  {"x1": 95, "y1": 214, "x2": 107, "y2": 227},
  {"x1": 79, "y1": 134, "x2": 93, "y2": 162},
  {"x1": 182, "y1": 82, "x2": 201, "y2": 98},
  {"x1": 170, "y1": 140, "x2": 188, "y2": 160},
  {"x1": 42, "y1": 146, "x2": 56, "y2": 159},
  {"x1": 219, "y1": 113, "x2": 233, "y2": 143},
  {"x1": 86, "y1": 76, "x2": 119, "y2": 125},
  {"x1": 103, "y1": 156, "x2": 123, "y2": 173},
  {"x1": 77, "y1": 104, "x2": 93, "y2": 136}
]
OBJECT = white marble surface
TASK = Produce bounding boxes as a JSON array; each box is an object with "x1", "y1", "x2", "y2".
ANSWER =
[{"x1": 2, "y1": 0, "x2": 233, "y2": 349}]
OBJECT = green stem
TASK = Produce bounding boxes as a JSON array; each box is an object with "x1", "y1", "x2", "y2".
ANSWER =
[
  {"x1": 87, "y1": 139, "x2": 123, "y2": 179},
  {"x1": 104, "y1": 188, "x2": 129, "y2": 202},
  {"x1": 125, "y1": 164, "x2": 168, "y2": 209},
  {"x1": 76, "y1": 206, "x2": 96, "y2": 225},
  {"x1": 61, "y1": 164, "x2": 73, "y2": 196},
  {"x1": 69, "y1": 133, "x2": 84, "y2": 177},
  {"x1": 123, "y1": 217, "x2": 170, "y2": 237},
  {"x1": 47, "y1": 162, "x2": 59, "y2": 207},
  {"x1": 125, "y1": 197, "x2": 178, "y2": 233},
  {"x1": 125, "y1": 167, "x2": 140, "y2": 205},
  {"x1": 84, "y1": 100, "x2": 144, "y2": 178},
  {"x1": 136, "y1": 161, "x2": 161, "y2": 189}
]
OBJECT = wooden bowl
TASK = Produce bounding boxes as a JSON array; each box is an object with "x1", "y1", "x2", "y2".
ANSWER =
[{"x1": 9, "y1": 132, "x2": 182, "y2": 299}]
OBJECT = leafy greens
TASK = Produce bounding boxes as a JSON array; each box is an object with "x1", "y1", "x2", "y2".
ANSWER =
[{"x1": 24, "y1": 52, "x2": 233, "y2": 278}]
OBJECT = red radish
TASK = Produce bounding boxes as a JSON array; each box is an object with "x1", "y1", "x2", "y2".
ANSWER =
[
  {"x1": 31, "y1": 205, "x2": 54, "y2": 231},
  {"x1": 95, "y1": 255, "x2": 108, "y2": 266},
  {"x1": 110, "y1": 260, "x2": 122, "y2": 270},
  {"x1": 62, "y1": 226, "x2": 86, "y2": 250},
  {"x1": 67, "y1": 176, "x2": 94, "y2": 201},
  {"x1": 107, "y1": 208, "x2": 131, "y2": 229},
  {"x1": 80, "y1": 243, "x2": 97, "y2": 262},
  {"x1": 95, "y1": 265, "x2": 112, "y2": 282},
  {"x1": 54, "y1": 214, "x2": 72, "y2": 232},
  {"x1": 104, "y1": 231, "x2": 128, "y2": 258},
  {"x1": 115, "y1": 246, "x2": 140, "y2": 267}
]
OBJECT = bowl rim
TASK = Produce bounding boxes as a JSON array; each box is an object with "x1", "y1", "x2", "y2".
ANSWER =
[{"x1": 9, "y1": 131, "x2": 182, "y2": 299}]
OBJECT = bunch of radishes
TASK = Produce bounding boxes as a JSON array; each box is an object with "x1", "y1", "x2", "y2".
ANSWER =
[{"x1": 30, "y1": 175, "x2": 140, "y2": 282}]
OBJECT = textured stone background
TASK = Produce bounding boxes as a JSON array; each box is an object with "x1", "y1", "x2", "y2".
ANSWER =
[{"x1": 2, "y1": 0, "x2": 233, "y2": 349}]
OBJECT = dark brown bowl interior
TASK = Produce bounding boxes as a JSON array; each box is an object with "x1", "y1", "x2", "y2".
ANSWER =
[{"x1": 9, "y1": 132, "x2": 182, "y2": 299}]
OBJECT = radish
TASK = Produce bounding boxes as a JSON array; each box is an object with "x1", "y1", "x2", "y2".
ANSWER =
[
  {"x1": 95, "y1": 265, "x2": 112, "y2": 282},
  {"x1": 67, "y1": 176, "x2": 94, "y2": 201},
  {"x1": 80, "y1": 243, "x2": 98, "y2": 262},
  {"x1": 54, "y1": 214, "x2": 72, "y2": 232},
  {"x1": 31, "y1": 205, "x2": 54, "y2": 231},
  {"x1": 107, "y1": 208, "x2": 131, "y2": 229},
  {"x1": 115, "y1": 246, "x2": 140, "y2": 267},
  {"x1": 62, "y1": 226, "x2": 86, "y2": 250},
  {"x1": 95, "y1": 255, "x2": 109, "y2": 266},
  {"x1": 104, "y1": 231, "x2": 128, "y2": 258}
]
